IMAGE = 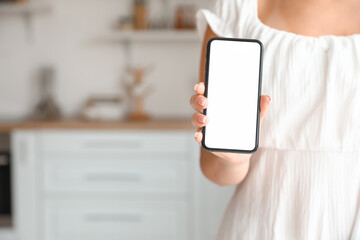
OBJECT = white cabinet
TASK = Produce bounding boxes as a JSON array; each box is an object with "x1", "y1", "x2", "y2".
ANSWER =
[{"x1": 11, "y1": 130, "x2": 235, "y2": 240}]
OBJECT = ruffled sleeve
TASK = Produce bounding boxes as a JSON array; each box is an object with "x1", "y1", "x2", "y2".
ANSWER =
[{"x1": 196, "y1": 0, "x2": 243, "y2": 42}]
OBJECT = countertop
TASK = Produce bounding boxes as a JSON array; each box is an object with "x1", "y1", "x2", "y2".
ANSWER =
[{"x1": 0, "y1": 119, "x2": 195, "y2": 133}]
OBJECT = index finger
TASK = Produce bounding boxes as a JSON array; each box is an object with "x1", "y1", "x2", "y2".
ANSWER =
[{"x1": 194, "y1": 82, "x2": 205, "y2": 95}]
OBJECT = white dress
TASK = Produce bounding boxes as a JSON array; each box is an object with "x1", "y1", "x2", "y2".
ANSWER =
[{"x1": 196, "y1": 0, "x2": 360, "y2": 239}]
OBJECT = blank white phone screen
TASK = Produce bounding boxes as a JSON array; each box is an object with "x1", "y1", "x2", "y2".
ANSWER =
[{"x1": 204, "y1": 39, "x2": 261, "y2": 151}]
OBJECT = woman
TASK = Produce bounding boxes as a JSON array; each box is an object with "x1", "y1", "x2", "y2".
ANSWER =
[{"x1": 190, "y1": 0, "x2": 360, "y2": 238}]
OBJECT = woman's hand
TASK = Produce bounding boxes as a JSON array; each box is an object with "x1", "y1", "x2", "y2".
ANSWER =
[{"x1": 190, "y1": 82, "x2": 271, "y2": 164}]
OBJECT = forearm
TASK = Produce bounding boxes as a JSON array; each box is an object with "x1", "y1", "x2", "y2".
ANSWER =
[{"x1": 200, "y1": 148, "x2": 250, "y2": 186}]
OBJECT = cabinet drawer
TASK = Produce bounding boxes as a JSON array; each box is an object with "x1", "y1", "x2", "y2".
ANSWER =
[
  {"x1": 44, "y1": 200, "x2": 188, "y2": 240},
  {"x1": 43, "y1": 156, "x2": 189, "y2": 194},
  {"x1": 41, "y1": 131, "x2": 189, "y2": 154}
]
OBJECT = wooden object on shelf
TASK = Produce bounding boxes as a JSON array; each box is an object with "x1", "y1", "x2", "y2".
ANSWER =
[
  {"x1": 133, "y1": 0, "x2": 148, "y2": 30},
  {"x1": 129, "y1": 97, "x2": 149, "y2": 121},
  {"x1": 175, "y1": 6, "x2": 185, "y2": 29},
  {"x1": 175, "y1": 4, "x2": 196, "y2": 30},
  {"x1": 123, "y1": 66, "x2": 154, "y2": 121}
]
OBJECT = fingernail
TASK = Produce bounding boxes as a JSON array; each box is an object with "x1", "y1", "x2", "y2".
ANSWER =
[
  {"x1": 198, "y1": 98, "x2": 208, "y2": 107},
  {"x1": 194, "y1": 132, "x2": 198, "y2": 139},
  {"x1": 198, "y1": 115, "x2": 206, "y2": 123},
  {"x1": 194, "y1": 83, "x2": 198, "y2": 91},
  {"x1": 267, "y1": 96, "x2": 271, "y2": 103}
]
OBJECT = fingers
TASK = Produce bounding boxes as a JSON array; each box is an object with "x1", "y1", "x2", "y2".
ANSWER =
[
  {"x1": 194, "y1": 129, "x2": 203, "y2": 144},
  {"x1": 190, "y1": 83, "x2": 208, "y2": 113},
  {"x1": 194, "y1": 82, "x2": 205, "y2": 95},
  {"x1": 190, "y1": 94, "x2": 208, "y2": 113},
  {"x1": 191, "y1": 112, "x2": 209, "y2": 128},
  {"x1": 259, "y1": 95, "x2": 271, "y2": 126},
  {"x1": 192, "y1": 82, "x2": 206, "y2": 146}
]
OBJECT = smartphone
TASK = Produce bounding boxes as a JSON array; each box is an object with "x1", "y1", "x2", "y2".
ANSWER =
[{"x1": 202, "y1": 37, "x2": 263, "y2": 153}]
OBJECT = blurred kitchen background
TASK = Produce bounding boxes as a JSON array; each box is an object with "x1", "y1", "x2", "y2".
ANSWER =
[{"x1": 0, "y1": 0, "x2": 235, "y2": 239}]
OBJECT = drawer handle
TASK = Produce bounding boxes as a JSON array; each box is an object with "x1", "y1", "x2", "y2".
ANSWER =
[
  {"x1": 85, "y1": 213, "x2": 142, "y2": 222},
  {"x1": 84, "y1": 172, "x2": 141, "y2": 182},
  {"x1": 84, "y1": 140, "x2": 142, "y2": 149}
]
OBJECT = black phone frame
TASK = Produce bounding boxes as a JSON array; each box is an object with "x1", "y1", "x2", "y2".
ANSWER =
[{"x1": 201, "y1": 37, "x2": 264, "y2": 154}]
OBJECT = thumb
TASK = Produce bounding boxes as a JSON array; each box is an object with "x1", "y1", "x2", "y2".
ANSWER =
[{"x1": 259, "y1": 95, "x2": 271, "y2": 126}]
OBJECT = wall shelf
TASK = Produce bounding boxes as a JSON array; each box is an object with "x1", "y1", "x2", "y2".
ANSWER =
[
  {"x1": 0, "y1": 2, "x2": 51, "y2": 15},
  {"x1": 98, "y1": 29, "x2": 201, "y2": 67},
  {"x1": 0, "y1": 2, "x2": 52, "y2": 42},
  {"x1": 108, "y1": 30, "x2": 200, "y2": 42}
]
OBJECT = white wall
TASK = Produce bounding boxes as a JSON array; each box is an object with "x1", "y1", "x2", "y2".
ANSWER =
[{"x1": 0, "y1": 0, "x2": 211, "y2": 119}]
